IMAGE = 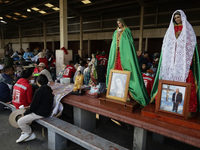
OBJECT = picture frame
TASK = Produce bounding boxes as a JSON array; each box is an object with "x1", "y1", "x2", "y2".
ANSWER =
[
  {"x1": 106, "y1": 69, "x2": 131, "y2": 102},
  {"x1": 156, "y1": 80, "x2": 191, "y2": 120}
]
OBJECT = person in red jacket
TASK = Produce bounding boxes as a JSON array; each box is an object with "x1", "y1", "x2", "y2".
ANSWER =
[
  {"x1": 12, "y1": 70, "x2": 33, "y2": 109},
  {"x1": 63, "y1": 60, "x2": 76, "y2": 83},
  {"x1": 142, "y1": 69, "x2": 155, "y2": 98},
  {"x1": 98, "y1": 51, "x2": 108, "y2": 67}
]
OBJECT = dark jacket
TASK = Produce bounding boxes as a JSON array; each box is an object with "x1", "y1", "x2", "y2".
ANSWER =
[
  {"x1": 0, "y1": 73, "x2": 13, "y2": 85},
  {"x1": 138, "y1": 56, "x2": 149, "y2": 66},
  {"x1": 4, "y1": 55, "x2": 14, "y2": 67},
  {"x1": 0, "y1": 82, "x2": 12, "y2": 102},
  {"x1": 24, "y1": 85, "x2": 54, "y2": 117},
  {"x1": 0, "y1": 73, "x2": 13, "y2": 102},
  {"x1": 172, "y1": 92, "x2": 182, "y2": 103}
]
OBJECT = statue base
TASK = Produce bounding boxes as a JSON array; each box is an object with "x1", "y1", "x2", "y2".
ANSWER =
[
  {"x1": 99, "y1": 94, "x2": 139, "y2": 113},
  {"x1": 142, "y1": 103, "x2": 200, "y2": 131},
  {"x1": 71, "y1": 89, "x2": 85, "y2": 96}
]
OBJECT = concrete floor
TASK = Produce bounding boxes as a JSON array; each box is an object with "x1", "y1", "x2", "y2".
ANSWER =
[{"x1": 0, "y1": 108, "x2": 199, "y2": 150}]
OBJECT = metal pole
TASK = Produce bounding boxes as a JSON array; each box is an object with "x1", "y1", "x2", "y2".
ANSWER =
[{"x1": 139, "y1": 6, "x2": 144, "y2": 51}]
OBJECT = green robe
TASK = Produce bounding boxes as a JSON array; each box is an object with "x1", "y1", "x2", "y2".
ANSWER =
[
  {"x1": 106, "y1": 27, "x2": 149, "y2": 106},
  {"x1": 150, "y1": 45, "x2": 200, "y2": 112}
]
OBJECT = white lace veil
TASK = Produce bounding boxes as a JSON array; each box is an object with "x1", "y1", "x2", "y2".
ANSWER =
[{"x1": 159, "y1": 10, "x2": 196, "y2": 82}]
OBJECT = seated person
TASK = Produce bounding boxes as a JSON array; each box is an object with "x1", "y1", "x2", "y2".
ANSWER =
[
  {"x1": 0, "y1": 65, "x2": 3, "y2": 73},
  {"x1": 16, "y1": 74, "x2": 54, "y2": 143},
  {"x1": 37, "y1": 51, "x2": 49, "y2": 70},
  {"x1": 38, "y1": 63, "x2": 53, "y2": 82},
  {"x1": 11, "y1": 51, "x2": 20, "y2": 60},
  {"x1": 48, "y1": 53, "x2": 56, "y2": 68},
  {"x1": 98, "y1": 51, "x2": 108, "y2": 67},
  {"x1": 4, "y1": 51, "x2": 14, "y2": 67},
  {"x1": 73, "y1": 61, "x2": 86, "y2": 83},
  {"x1": 142, "y1": 69, "x2": 155, "y2": 98},
  {"x1": 141, "y1": 63, "x2": 147, "y2": 74},
  {"x1": 0, "y1": 66, "x2": 14, "y2": 103},
  {"x1": 33, "y1": 62, "x2": 40, "y2": 74},
  {"x1": 63, "y1": 60, "x2": 76, "y2": 83},
  {"x1": 56, "y1": 65, "x2": 66, "y2": 82},
  {"x1": 23, "y1": 48, "x2": 34, "y2": 61},
  {"x1": 12, "y1": 70, "x2": 33, "y2": 109}
]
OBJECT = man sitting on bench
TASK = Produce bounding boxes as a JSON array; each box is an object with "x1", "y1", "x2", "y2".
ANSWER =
[
  {"x1": 12, "y1": 70, "x2": 33, "y2": 109},
  {"x1": 16, "y1": 74, "x2": 54, "y2": 143},
  {"x1": 0, "y1": 66, "x2": 14, "y2": 103}
]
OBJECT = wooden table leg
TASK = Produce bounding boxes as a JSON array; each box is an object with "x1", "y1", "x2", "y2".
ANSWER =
[
  {"x1": 73, "y1": 106, "x2": 96, "y2": 132},
  {"x1": 133, "y1": 126, "x2": 147, "y2": 150}
]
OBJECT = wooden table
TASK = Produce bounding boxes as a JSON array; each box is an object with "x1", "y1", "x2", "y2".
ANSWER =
[{"x1": 61, "y1": 94, "x2": 200, "y2": 150}]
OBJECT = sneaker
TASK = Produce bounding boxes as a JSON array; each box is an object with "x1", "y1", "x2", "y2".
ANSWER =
[
  {"x1": 16, "y1": 132, "x2": 30, "y2": 143},
  {"x1": 25, "y1": 132, "x2": 36, "y2": 141}
]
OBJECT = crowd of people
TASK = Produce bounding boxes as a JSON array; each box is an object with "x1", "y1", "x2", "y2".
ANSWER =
[
  {"x1": 0, "y1": 47, "x2": 110, "y2": 143},
  {"x1": 138, "y1": 52, "x2": 160, "y2": 98}
]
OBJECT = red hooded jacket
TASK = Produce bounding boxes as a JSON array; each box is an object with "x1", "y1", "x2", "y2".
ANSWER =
[{"x1": 12, "y1": 78, "x2": 33, "y2": 109}]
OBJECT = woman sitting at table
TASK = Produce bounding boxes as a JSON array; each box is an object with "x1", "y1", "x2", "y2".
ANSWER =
[
  {"x1": 38, "y1": 63, "x2": 53, "y2": 82},
  {"x1": 37, "y1": 50, "x2": 49, "y2": 70}
]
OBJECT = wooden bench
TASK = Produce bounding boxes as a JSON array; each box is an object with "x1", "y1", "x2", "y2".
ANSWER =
[{"x1": 0, "y1": 101, "x2": 128, "y2": 150}]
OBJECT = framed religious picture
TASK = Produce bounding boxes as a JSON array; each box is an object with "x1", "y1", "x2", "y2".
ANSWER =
[
  {"x1": 156, "y1": 80, "x2": 191, "y2": 119},
  {"x1": 106, "y1": 69, "x2": 131, "y2": 102}
]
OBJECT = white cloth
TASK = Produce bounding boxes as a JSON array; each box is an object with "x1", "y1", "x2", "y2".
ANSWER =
[
  {"x1": 31, "y1": 55, "x2": 39, "y2": 62},
  {"x1": 159, "y1": 10, "x2": 196, "y2": 82},
  {"x1": 39, "y1": 69, "x2": 53, "y2": 81}
]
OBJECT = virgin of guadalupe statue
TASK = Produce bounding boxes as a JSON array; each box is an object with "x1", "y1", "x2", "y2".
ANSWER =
[
  {"x1": 88, "y1": 53, "x2": 98, "y2": 86},
  {"x1": 150, "y1": 10, "x2": 200, "y2": 114},
  {"x1": 106, "y1": 18, "x2": 149, "y2": 106}
]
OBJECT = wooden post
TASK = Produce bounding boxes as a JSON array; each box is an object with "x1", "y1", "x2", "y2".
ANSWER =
[
  {"x1": 43, "y1": 22, "x2": 47, "y2": 49},
  {"x1": 1, "y1": 29, "x2": 4, "y2": 49},
  {"x1": 56, "y1": 0, "x2": 69, "y2": 76},
  {"x1": 19, "y1": 26, "x2": 22, "y2": 53},
  {"x1": 145, "y1": 38, "x2": 148, "y2": 51},
  {"x1": 59, "y1": 0, "x2": 68, "y2": 49},
  {"x1": 52, "y1": 41, "x2": 55, "y2": 52},
  {"x1": 88, "y1": 40, "x2": 91, "y2": 57}
]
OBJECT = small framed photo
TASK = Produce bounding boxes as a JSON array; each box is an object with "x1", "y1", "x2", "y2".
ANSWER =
[
  {"x1": 156, "y1": 80, "x2": 191, "y2": 119},
  {"x1": 106, "y1": 69, "x2": 131, "y2": 102}
]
